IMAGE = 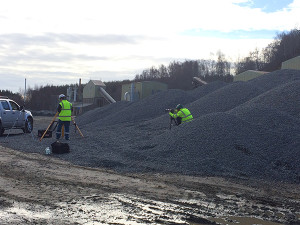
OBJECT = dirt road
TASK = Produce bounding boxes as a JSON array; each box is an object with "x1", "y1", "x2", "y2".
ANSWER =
[{"x1": 0, "y1": 145, "x2": 299, "y2": 225}]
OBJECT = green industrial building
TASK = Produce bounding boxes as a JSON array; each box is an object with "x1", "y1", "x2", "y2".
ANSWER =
[
  {"x1": 282, "y1": 56, "x2": 300, "y2": 70},
  {"x1": 121, "y1": 81, "x2": 168, "y2": 101},
  {"x1": 234, "y1": 70, "x2": 269, "y2": 82},
  {"x1": 83, "y1": 80, "x2": 116, "y2": 105}
]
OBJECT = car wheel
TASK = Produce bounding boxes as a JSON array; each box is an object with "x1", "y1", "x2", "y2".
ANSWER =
[
  {"x1": 0, "y1": 122, "x2": 4, "y2": 136},
  {"x1": 24, "y1": 117, "x2": 33, "y2": 133}
]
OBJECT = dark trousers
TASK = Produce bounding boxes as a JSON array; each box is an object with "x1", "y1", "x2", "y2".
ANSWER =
[
  {"x1": 176, "y1": 117, "x2": 182, "y2": 125},
  {"x1": 56, "y1": 120, "x2": 70, "y2": 140},
  {"x1": 170, "y1": 117, "x2": 182, "y2": 126}
]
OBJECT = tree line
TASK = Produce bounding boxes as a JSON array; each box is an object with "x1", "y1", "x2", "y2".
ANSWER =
[
  {"x1": 1, "y1": 85, "x2": 69, "y2": 111},
  {"x1": 134, "y1": 51, "x2": 233, "y2": 90},
  {"x1": 1, "y1": 28, "x2": 299, "y2": 111},
  {"x1": 235, "y1": 28, "x2": 300, "y2": 74},
  {"x1": 134, "y1": 28, "x2": 300, "y2": 86},
  {"x1": 1, "y1": 81, "x2": 129, "y2": 111},
  {"x1": 0, "y1": 89, "x2": 23, "y2": 104}
]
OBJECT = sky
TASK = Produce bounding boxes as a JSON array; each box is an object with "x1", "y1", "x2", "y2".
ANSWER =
[{"x1": 0, "y1": 0, "x2": 299, "y2": 93}]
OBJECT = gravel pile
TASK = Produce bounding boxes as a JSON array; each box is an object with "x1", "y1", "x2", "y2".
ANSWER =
[
  {"x1": 79, "y1": 89, "x2": 196, "y2": 126},
  {"x1": 248, "y1": 69, "x2": 300, "y2": 91},
  {"x1": 76, "y1": 101, "x2": 131, "y2": 126},
  {"x1": 188, "y1": 80, "x2": 228, "y2": 98},
  {"x1": 2, "y1": 69, "x2": 300, "y2": 183},
  {"x1": 187, "y1": 81, "x2": 265, "y2": 118}
]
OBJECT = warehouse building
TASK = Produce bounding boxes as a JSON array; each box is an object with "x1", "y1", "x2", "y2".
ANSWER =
[
  {"x1": 83, "y1": 80, "x2": 115, "y2": 105},
  {"x1": 281, "y1": 56, "x2": 300, "y2": 70},
  {"x1": 122, "y1": 81, "x2": 168, "y2": 101},
  {"x1": 234, "y1": 70, "x2": 269, "y2": 82}
]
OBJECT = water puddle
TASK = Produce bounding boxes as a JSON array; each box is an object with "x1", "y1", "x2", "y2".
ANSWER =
[
  {"x1": 0, "y1": 192, "x2": 292, "y2": 224},
  {"x1": 210, "y1": 216, "x2": 283, "y2": 225}
]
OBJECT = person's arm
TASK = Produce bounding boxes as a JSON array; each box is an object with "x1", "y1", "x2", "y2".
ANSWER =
[
  {"x1": 169, "y1": 109, "x2": 178, "y2": 118},
  {"x1": 57, "y1": 104, "x2": 62, "y2": 113},
  {"x1": 169, "y1": 112, "x2": 175, "y2": 118}
]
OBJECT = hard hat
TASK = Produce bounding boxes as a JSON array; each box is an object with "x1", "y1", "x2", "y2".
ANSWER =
[
  {"x1": 176, "y1": 104, "x2": 183, "y2": 109},
  {"x1": 59, "y1": 94, "x2": 65, "y2": 99}
]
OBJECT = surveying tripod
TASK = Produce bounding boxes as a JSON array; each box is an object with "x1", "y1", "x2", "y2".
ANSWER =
[
  {"x1": 169, "y1": 116, "x2": 178, "y2": 130},
  {"x1": 39, "y1": 113, "x2": 84, "y2": 141}
]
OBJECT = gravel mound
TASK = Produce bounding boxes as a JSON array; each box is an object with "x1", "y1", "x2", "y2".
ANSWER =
[
  {"x1": 139, "y1": 112, "x2": 299, "y2": 182},
  {"x1": 76, "y1": 101, "x2": 131, "y2": 125},
  {"x1": 135, "y1": 112, "x2": 299, "y2": 180},
  {"x1": 84, "y1": 89, "x2": 196, "y2": 126},
  {"x1": 188, "y1": 80, "x2": 228, "y2": 98},
  {"x1": 2, "y1": 69, "x2": 300, "y2": 183},
  {"x1": 248, "y1": 69, "x2": 300, "y2": 91},
  {"x1": 241, "y1": 80, "x2": 300, "y2": 117},
  {"x1": 187, "y1": 81, "x2": 265, "y2": 118}
]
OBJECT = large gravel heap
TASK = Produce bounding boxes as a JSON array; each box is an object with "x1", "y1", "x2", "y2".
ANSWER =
[{"x1": 3, "y1": 69, "x2": 300, "y2": 183}]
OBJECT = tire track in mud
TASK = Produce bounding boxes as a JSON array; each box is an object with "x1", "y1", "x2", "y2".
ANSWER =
[{"x1": 0, "y1": 145, "x2": 299, "y2": 225}]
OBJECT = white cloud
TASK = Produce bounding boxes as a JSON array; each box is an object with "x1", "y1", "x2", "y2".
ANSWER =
[
  {"x1": 0, "y1": 0, "x2": 299, "y2": 92},
  {"x1": 1, "y1": 0, "x2": 299, "y2": 34}
]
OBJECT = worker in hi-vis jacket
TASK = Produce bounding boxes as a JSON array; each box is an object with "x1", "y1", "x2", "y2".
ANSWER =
[
  {"x1": 169, "y1": 104, "x2": 193, "y2": 126},
  {"x1": 56, "y1": 94, "x2": 72, "y2": 141}
]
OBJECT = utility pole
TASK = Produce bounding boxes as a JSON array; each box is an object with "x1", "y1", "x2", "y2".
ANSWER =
[{"x1": 24, "y1": 78, "x2": 27, "y2": 106}]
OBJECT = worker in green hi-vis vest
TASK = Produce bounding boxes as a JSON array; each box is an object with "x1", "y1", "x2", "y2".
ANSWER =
[
  {"x1": 169, "y1": 104, "x2": 193, "y2": 126},
  {"x1": 56, "y1": 94, "x2": 72, "y2": 141}
]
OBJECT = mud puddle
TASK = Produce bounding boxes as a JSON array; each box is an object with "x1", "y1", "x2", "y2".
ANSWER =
[
  {"x1": 0, "y1": 192, "x2": 294, "y2": 225},
  {"x1": 0, "y1": 146, "x2": 299, "y2": 225},
  {"x1": 210, "y1": 216, "x2": 283, "y2": 225}
]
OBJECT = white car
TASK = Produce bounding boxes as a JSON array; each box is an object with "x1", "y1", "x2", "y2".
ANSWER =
[{"x1": 0, "y1": 96, "x2": 33, "y2": 136}]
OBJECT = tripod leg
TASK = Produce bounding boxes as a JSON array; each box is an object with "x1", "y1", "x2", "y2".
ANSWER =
[
  {"x1": 40, "y1": 112, "x2": 58, "y2": 142},
  {"x1": 71, "y1": 117, "x2": 84, "y2": 137},
  {"x1": 169, "y1": 117, "x2": 174, "y2": 130}
]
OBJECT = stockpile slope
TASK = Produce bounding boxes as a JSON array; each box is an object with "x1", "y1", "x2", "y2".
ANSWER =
[
  {"x1": 76, "y1": 101, "x2": 131, "y2": 126},
  {"x1": 188, "y1": 80, "x2": 228, "y2": 98},
  {"x1": 4, "y1": 70, "x2": 300, "y2": 183},
  {"x1": 187, "y1": 81, "x2": 265, "y2": 118},
  {"x1": 113, "y1": 70, "x2": 300, "y2": 182},
  {"x1": 240, "y1": 80, "x2": 300, "y2": 117},
  {"x1": 133, "y1": 111, "x2": 300, "y2": 182},
  {"x1": 248, "y1": 69, "x2": 300, "y2": 91},
  {"x1": 77, "y1": 81, "x2": 228, "y2": 128},
  {"x1": 148, "y1": 81, "x2": 266, "y2": 127},
  {"x1": 135, "y1": 113, "x2": 288, "y2": 178},
  {"x1": 80, "y1": 89, "x2": 196, "y2": 127}
]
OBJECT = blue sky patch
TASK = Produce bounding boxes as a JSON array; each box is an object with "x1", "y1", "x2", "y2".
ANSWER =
[
  {"x1": 182, "y1": 29, "x2": 283, "y2": 39},
  {"x1": 235, "y1": 0, "x2": 293, "y2": 13}
]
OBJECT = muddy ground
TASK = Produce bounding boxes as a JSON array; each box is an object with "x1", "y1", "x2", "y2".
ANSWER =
[
  {"x1": 0, "y1": 116, "x2": 300, "y2": 224},
  {"x1": 0, "y1": 146, "x2": 299, "y2": 224}
]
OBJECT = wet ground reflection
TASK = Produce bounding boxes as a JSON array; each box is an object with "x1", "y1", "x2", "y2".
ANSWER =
[{"x1": 0, "y1": 192, "x2": 291, "y2": 225}]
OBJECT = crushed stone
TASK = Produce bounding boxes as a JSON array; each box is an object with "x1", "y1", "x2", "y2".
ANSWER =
[{"x1": 2, "y1": 69, "x2": 300, "y2": 183}]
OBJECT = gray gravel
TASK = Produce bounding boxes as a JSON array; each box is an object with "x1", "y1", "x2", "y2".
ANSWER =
[{"x1": 1, "y1": 69, "x2": 300, "y2": 183}]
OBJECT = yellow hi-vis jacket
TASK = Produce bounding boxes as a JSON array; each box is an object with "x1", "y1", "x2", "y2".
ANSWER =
[
  {"x1": 59, "y1": 100, "x2": 72, "y2": 121},
  {"x1": 169, "y1": 108, "x2": 193, "y2": 124}
]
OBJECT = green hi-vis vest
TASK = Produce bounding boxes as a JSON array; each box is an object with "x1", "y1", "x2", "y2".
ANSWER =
[
  {"x1": 169, "y1": 108, "x2": 193, "y2": 123},
  {"x1": 59, "y1": 100, "x2": 72, "y2": 121}
]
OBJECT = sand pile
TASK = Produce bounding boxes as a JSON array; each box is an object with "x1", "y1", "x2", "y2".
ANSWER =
[{"x1": 3, "y1": 69, "x2": 300, "y2": 183}]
